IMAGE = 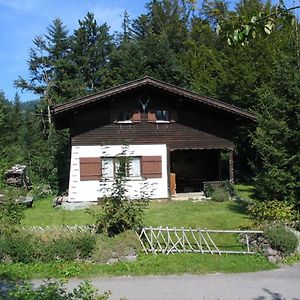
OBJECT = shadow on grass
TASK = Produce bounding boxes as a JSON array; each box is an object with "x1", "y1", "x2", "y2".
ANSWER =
[{"x1": 228, "y1": 200, "x2": 249, "y2": 216}]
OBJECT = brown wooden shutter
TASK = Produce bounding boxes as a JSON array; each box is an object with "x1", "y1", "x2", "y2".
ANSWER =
[
  {"x1": 131, "y1": 111, "x2": 141, "y2": 122},
  {"x1": 80, "y1": 157, "x2": 102, "y2": 181},
  {"x1": 142, "y1": 156, "x2": 162, "y2": 178},
  {"x1": 148, "y1": 111, "x2": 157, "y2": 122}
]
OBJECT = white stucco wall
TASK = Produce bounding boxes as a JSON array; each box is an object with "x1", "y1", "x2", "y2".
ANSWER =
[{"x1": 68, "y1": 144, "x2": 168, "y2": 202}]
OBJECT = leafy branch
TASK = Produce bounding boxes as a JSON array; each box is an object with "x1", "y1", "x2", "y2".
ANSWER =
[{"x1": 217, "y1": 4, "x2": 299, "y2": 45}]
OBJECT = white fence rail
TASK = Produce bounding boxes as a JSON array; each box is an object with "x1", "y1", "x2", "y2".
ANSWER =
[
  {"x1": 138, "y1": 226, "x2": 263, "y2": 255},
  {"x1": 22, "y1": 225, "x2": 96, "y2": 233}
]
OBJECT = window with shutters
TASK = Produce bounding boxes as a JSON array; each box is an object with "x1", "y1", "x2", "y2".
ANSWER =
[
  {"x1": 102, "y1": 157, "x2": 142, "y2": 179},
  {"x1": 80, "y1": 157, "x2": 101, "y2": 181},
  {"x1": 141, "y1": 156, "x2": 162, "y2": 178}
]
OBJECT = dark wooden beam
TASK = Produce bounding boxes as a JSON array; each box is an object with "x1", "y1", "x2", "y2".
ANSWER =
[{"x1": 229, "y1": 150, "x2": 234, "y2": 183}]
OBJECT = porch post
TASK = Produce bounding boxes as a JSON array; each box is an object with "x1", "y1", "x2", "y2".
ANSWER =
[
  {"x1": 218, "y1": 150, "x2": 222, "y2": 180},
  {"x1": 167, "y1": 147, "x2": 171, "y2": 198},
  {"x1": 229, "y1": 150, "x2": 234, "y2": 183}
]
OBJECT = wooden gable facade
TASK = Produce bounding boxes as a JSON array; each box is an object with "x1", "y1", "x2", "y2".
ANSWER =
[{"x1": 52, "y1": 77, "x2": 256, "y2": 201}]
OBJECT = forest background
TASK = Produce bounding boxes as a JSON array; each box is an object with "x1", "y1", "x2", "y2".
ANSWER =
[{"x1": 0, "y1": 0, "x2": 299, "y2": 206}]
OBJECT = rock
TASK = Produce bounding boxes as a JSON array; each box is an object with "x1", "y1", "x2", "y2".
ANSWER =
[
  {"x1": 107, "y1": 258, "x2": 118, "y2": 264},
  {"x1": 261, "y1": 243, "x2": 269, "y2": 250},
  {"x1": 250, "y1": 240, "x2": 257, "y2": 247},
  {"x1": 268, "y1": 256, "x2": 278, "y2": 263},
  {"x1": 264, "y1": 247, "x2": 278, "y2": 256},
  {"x1": 258, "y1": 236, "x2": 264, "y2": 242},
  {"x1": 111, "y1": 251, "x2": 118, "y2": 258},
  {"x1": 123, "y1": 255, "x2": 138, "y2": 262}
]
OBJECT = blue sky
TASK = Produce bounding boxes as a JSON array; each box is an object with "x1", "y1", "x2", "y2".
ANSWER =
[
  {"x1": 0, "y1": 0, "x2": 148, "y2": 102},
  {"x1": 0, "y1": 0, "x2": 296, "y2": 102}
]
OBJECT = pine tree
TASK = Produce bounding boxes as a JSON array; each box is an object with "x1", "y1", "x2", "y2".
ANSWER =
[{"x1": 72, "y1": 13, "x2": 114, "y2": 92}]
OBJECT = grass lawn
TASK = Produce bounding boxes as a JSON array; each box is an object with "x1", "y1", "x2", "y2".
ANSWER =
[
  {"x1": 5, "y1": 184, "x2": 276, "y2": 278},
  {"x1": 23, "y1": 184, "x2": 254, "y2": 228},
  {"x1": 0, "y1": 254, "x2": 276, "y2": 280}
]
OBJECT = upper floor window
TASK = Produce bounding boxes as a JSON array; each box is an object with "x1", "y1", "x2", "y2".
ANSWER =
[
  {"x1": 155, "y1": 110, "x2": 170, "y2": 122},
  {"x1": 118, "y1": 111, "x2": 132, "y2": 122}
]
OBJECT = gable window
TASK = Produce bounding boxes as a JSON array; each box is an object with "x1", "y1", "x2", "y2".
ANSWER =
[
  {"x1": 118, "y1": 111, "x2": 132, "y2": 122},
  {"x1": 155, "y1": 110, "x2": 170, "y2": 122}
]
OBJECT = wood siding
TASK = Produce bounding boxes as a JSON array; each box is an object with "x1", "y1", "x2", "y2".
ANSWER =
[
  {"x1": 70, "y1": 91, "x2": 235, "y2": 150},
  {"x1": 72, "y1": 121, "x2": 233, "y2": 150}
]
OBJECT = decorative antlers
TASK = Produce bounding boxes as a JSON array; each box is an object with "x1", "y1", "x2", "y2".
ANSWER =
[{"x1": 139, "y1": 98, "x2": 150, "y2": 113}]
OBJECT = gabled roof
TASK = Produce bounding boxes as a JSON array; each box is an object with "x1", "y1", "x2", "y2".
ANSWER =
[{"x1": 52, "y1": 76, "x2": 256, "y2": 121}]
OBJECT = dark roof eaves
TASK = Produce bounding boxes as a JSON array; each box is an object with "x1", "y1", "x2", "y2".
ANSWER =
[{"x1": 52, "y1": 76, "x2": 257, "y2": 121}]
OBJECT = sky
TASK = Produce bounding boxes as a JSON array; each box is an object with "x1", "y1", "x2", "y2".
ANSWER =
[
  {"x1": 0, "y1": 0, "x2": 297, "y2": 102},
  {"x1": 0, "y1": 0, "x2": 148, "y2": 102}
]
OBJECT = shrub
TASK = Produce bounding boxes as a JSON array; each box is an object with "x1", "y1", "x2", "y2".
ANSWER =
[
  {"x1": 74, "y1": 234, "x2": 96, "y2": 259},
  {"x1": 204, "y1": 181, "x2": 236, "y2": 199},
  {"x1": 91, "y1": 150, "x2": 150, "y2": 236},
  {"x1": 1, "y1": 232, "x2": 36, "y2": 263},
  {"x1": 211, "y1": 187, "x2": 230, "y2": 202},
  {"x1": 0, "y1": 188, "x2": 25, "y2": 232},
  {"x1": 0, "y1": 231, "x2": 97, "y2": 263},
  {"x1": 9, "y1": 280, "x2": 111, "y2": 300},
  {"x1": 264, "y1": 224, "x2": 298, "y2": 256},
  {"x1": 91, "y1": 230, "x2": 141, "y2": 263},
  {"x1": 248, "y1": 200, "x2": 296, "y2": 223}
]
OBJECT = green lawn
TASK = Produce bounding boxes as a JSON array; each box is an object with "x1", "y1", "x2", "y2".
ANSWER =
[
  {"x1": 22, "y1": 196, "x2": 94, "y2": 226},
  {"x1": 1, "y1": 185, "x2": 277, "y2": 278},
  {"x1": 0, "y1": 254, "x2": 275, "y2": 280},
  {"x1": 23, "y1": 185, "x2": 253, "y2": 228}
]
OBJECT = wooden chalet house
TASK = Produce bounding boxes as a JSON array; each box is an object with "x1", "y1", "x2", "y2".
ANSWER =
[{"x1": 52, "y1": 77, "x2": 256, "y2": 202}]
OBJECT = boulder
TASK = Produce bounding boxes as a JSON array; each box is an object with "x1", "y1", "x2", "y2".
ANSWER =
[{"x1": 264, "y1": 247, "x2": 278, "y2": 256}]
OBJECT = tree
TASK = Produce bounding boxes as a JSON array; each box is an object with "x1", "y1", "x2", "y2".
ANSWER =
[
  {"x1": 253, "y1": 54, "x2": 300, "y2": 204},
  {"x1": 90, "y1": 147, "x2": 150, "y2": 236},
  {"x1": 72, "y1": 13, "x2": 114, "y2": 92},
  {"x1": 15, "y1": 18, "x2": 82, "y2": 123}
]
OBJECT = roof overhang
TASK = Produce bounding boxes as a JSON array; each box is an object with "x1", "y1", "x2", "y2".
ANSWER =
[{"x1": 52, "y1": 76, "x2": 257, "y2": 124}]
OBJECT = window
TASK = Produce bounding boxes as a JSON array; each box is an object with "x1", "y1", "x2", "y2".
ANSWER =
[
  {"x1": 118, "y1": 111, "x2": 132, "y2": 122},
  {"x1": 155, "y1": 110, "x2": 170, "y2": 122},
  {"x1": 102, "y1": 157, "x2": 141, "y2": 179},
  {"x1": 102, "y1": 158, "x2": 114, "y2": 179}
]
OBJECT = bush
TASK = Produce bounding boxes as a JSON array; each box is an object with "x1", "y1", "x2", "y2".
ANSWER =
[
  {"x1": 9, "y1": 280, "x2": 111, "y2": 300},
  {"x1": 0, "y1": 188, "x2": 25, "y2": 232},
  {"x1": 248, "y1": 200, "x2": 296, "y2": 223},
  {"x1": 204, "y1": 181, "x2": 236, "y2": 199},
  {"x1": 91, "y1": 151, "x2": 150, "y2": 236},
  {"x1": 91, "y1": 230, "x2": 141, "y2": 263},
  {"x1": 264, "y1": 224, "x2": 298, "y2": 256},
  {"x1": 0, "y1": 231, "x2": 97, "y2": 263},
  {"x1": 1, "y1": 232, "x2": 36, "y2": 263},
  {"x1": 211, "y1": 187, "x2": 230, "y2": 202},
  {"x1": 74, "y1": 234, "x2": 96, "y2": 259}
]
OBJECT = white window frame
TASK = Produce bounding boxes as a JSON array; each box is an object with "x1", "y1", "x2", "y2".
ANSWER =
[{"x1": 102, "y1": 156, "x2": 142, "y2": 180}]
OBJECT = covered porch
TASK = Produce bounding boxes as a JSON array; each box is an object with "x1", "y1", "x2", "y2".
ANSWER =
[{"x1": 169, "y1": 148, "x2": 234, "y2": 196}]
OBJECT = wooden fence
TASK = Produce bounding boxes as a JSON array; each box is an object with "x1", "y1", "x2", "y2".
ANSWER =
[
  {"x1": 137, "y1": 226, "x2": 263, "y2": 255},
  {"x1": 22, "y1": 225, "x2": 96, "y2": 233}
]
